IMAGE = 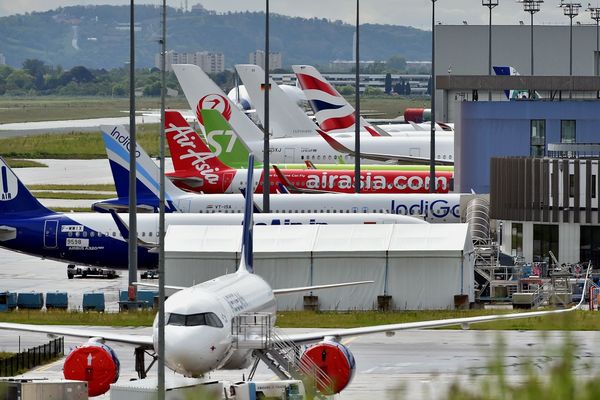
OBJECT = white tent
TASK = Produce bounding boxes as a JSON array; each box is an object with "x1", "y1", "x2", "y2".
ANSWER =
[{"x1": 165, "y1": 224, "x2": 474, "y2": 310}]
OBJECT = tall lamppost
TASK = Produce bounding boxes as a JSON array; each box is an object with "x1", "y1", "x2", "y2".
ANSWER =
[
  {"x1": 560, "y1": 1, "x2": 582, "y2": 76},
  {"x1": 588, "y1": 3, "x2": 600, "y2": 76},
  {"x1": 354, "y1": 0, "x2": 361, "y2": 194},
  {"x1": 519, "y1": 0, "x2": 543, "y2": 76},
  {"x1": 429, "y1": 0, "x2": 437, "y2": 194},
  {"x1": 263, "y1": 0, "x2": 270, "y2": 212},
  {"x1": 482, "y1": 0, "x2": 499, "y2": 101}
]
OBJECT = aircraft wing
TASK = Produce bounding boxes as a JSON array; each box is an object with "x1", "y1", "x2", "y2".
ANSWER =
[
  {"x1": 317, "y1": 130, "x2": 454, "y2": 166},
  {"x1": 273, "y1": 280, "x2": 373, "y2": 295},
  {"x1": 284, "y1": 302, "x2": 584, "y2": 345},
  {"x1": 0, "y1": 323, "x2": 153, "y2": 346}
]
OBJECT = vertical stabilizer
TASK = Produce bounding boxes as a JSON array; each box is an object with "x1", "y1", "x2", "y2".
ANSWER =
[
  {"x1": 171, "y1": 64, "x2": 264, "y2": 160},
  {"x1": 0, "y1": 157, "x2": 53, "y2": 215},
  {"x1": 165, "y1": 110, "x2": 234, "y2": 172},
  {"x1": 292, "y1": 64, "x2": 381, "y2": 135},
  {"x1": 235, "y1": 64, "x2": 318, "y2": 139},
  {"x1": 100, "y1": 125, "x2": 181, "y2": 211},
  {"x1": 238, "y1": 154, "x2": 255, "y2": 274}
]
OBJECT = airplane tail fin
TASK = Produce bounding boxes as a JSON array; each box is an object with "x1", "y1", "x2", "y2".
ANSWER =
[
  {"x1": 100, "y1": 125, "x2": 180, "y2": 212},
  {"x1": 172, "y1": 64, "x2": 264, "y2": 162},
  {"x1": 165, "y1": 110, "x2": 233, "y2": 173},
  {"x1": 0, "y1": 157, "x2": 53, "y2": 215},
  {"x1": 493, "y1": 65, "x2": 542, "y2": 100},
  {"x1": 238, "y1": 154, "x2": 255, "y2": 274},
  {"x1": 292, "y1": 64, "x2": 376, "y2": 135},
  {"x1": 235, "y1": 64, "x2": 318, "y2": 139},
  {"x1": 199, "y1": 108, "x2": 254, "y2": 169}
]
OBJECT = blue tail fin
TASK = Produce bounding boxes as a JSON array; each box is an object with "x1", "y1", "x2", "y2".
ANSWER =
[
  {"x1": 0, "y1": 157, "x2": 53, "y2": 215},
  {"x1": 100, "y1": 125, "x2": 180, "y2": 212},
  {"x1": 239, "y1": 154, "x2": 254, "y2": 274}
]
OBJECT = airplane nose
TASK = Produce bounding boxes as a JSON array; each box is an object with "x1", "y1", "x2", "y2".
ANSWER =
[{"x1": 163, "y1": 326, "x2": 231, "y2": 376}]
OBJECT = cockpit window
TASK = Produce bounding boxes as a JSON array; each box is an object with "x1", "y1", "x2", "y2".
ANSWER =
[{"x1": 167, "y1": 312, "x2": 223, "y2": 328}]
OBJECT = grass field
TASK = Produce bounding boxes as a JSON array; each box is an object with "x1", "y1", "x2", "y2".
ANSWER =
[
  {"x1": 0, "y1": 124, "x2": 162, "y2": 159},
  {"x1": 29, "y1": 184, "x2": 115, "y2": 191},
  {"x1": 0, "y1": 97, "x2": 190, "y2": 124},
  {"x1": 0, "y1": 309, "x2": 596, "y2": 331},
  {"x1": 6, "y1": 159, "x2": 47, "y2": 168}
]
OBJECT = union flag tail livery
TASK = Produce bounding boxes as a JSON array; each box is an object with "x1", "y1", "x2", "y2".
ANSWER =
[{"x1": 292, "y1": 64, "x2": 382, "y2": 137}]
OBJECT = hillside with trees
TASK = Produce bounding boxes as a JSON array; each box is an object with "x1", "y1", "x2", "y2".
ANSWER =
[{"x1": 0, "y1": 5, "x2": 431, "y2": 70}]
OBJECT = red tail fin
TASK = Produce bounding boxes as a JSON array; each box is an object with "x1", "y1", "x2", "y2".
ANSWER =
[{"x1": 165, "y1": 111, "x2": 232, "y2": 179}]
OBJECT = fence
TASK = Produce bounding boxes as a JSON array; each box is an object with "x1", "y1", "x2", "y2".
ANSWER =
[{"x1": 0, "y1": 337, "x2": 64, "y2": 376}]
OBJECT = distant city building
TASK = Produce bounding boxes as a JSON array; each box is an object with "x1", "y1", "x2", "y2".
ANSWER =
[
  {"x1": 249, "y1": 50, "x2": 282, "y2": 71},
  {"x1": 328, "y1": 60, "x2": 379, "y2": 73},
  {"x1": 406, "y1": 61, "x2": 431, "y2": 72},
  {"x1": 157, "y1": 50, "x2": 225, "y2": 74},
  {"x1": 0, "y1": 53, "x2": 5, "y2": 66}
]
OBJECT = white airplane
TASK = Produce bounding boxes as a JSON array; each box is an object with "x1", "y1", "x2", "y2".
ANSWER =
[
  {"x1": 96, "y1": 124, "x2": 460, "y2": 223},
  {"x1": 291, "y1": 64, "x2": 454, "y2": 135},
  {"x1": 172, "y1": 64, "x2": 454, "y2": 165},
  {"x1": 0, "y1": 156, "x2": 420, "y2": 271},
  {"x1": 0, "y1": 154, "x2": 591, "y2": 398}
]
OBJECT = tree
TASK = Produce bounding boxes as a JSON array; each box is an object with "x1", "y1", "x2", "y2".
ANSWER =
[
  {"x1": 22, "y1": 59, "x2": 47, "y2": 90},
  {"x1": 338, "y1": 85, "x2": 354, "y2": 95},
  {"x1": 5, "y1": 70, "x2": 34, "y2": 91},
  {"x1": 364, "y1": 86, "x2": 383, "y2": 96},
  {"x1": 387, "y1": 55, "x2": 407, "y2": 72},
  {"x1": 384, "y1": 73, "x2": 392, "y2": 94},
  {"x1": 394, "y1": 79, "x2": 405, "y2": 95},
  {"x1": 426, "y1": 77, "x2": 432, "y2": 95},
  {"x1": 70, "y1": 66, "x2": 94, "y2": 83},
  {"x1": 143, "y1": 81, "x2": 161, "y2": 96}
]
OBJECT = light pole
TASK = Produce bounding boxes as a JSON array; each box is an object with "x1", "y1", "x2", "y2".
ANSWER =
[
  {"x1": 429, "y1": 0, "x2": 437, "y2": 194},
  {"x1": 588, "y1": 4, "x2": 600, "y2": 76},
  {"x1": 519, "y1": 0, "x2": 543, "y2": 76},
  {"x1": 482, "y1": 0, "x2": 499, "y2": 101},
  {"x1": 263, "y1": 0, "x2": 270, "y2": 212},
  {"x1": 560, "y1": 1, "x2": 582, "y2": 77},
  {"x1": 158, "y1": 0, "x2": 166, "y2": 398},
  {"x1": 354, "y1": 0, "x2": 361, "y2": 194}
]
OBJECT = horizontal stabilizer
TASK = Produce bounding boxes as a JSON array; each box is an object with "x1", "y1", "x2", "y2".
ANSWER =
[
  {"x1": 273, "y1": 280, "x2": 373, "y2": 295},
  {"x1": 0, "y1": 225, "x2": 17, "y2": 241}
]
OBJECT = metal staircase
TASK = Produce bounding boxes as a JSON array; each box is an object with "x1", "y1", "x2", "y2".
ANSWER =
[{"x1": 231, "y1": 313, "x2": 333, "y2": 398}]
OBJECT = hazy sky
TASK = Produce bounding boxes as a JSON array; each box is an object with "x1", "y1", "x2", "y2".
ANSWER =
[{"x1": 1, "y1": 1, "x2": 598, "y2": 29}]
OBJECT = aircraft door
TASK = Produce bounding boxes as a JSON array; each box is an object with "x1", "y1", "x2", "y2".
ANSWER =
[
  {"x1": 222, "y1": 171, "x2": 235, "y2": 192},
  {"x1": 284, "y1": 148, "x2": 295, "y2": 163},
  {"x1": 44, "y1": 220, "x2": 58, "y2": 249},
  {"x1": 409, "y1": 148, "x2": 420, "y2": 157}
]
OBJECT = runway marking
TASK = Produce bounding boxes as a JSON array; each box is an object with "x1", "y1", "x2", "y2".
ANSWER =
[{"x1": 34, "y1": 358, "x2": 64, "y2": 372}]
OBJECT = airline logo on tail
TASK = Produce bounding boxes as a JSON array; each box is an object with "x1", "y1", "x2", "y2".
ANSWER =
[
  {"x1": 0, "y1": 165, "x2": 18, "y2": 201},
  {"x1": 295, "y1": 70, "x2": 356, "y2": 133},
  {"x1": 165, "y1": 117, "x2": 221, "y2": 185},
  {"x1": 196, "y1": 94, "x2": 232, "y2": 126}
]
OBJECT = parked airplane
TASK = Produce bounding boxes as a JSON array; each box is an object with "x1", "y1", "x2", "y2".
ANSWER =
[
  {"x1": 98, "y1": 124, "x2": 461, "y2": 222},
  {"x1": 172, "y1": 64, "x2": 454, "y2": 165},
  {"x1": 0, "y1": 157, "x2": 424, "y2": 270},
  {"x1": 165, "y1": 109, "x2": 453, "y2": 194},
  {"x1": 0, "y1": 156, "x2": 590, "y2": 397},
  {"x1": 493, "y1": 65, "x2": 542, "y2": 100},
  {"x1": 291, "y1": 64, "x2": 453, "y2": 135}
]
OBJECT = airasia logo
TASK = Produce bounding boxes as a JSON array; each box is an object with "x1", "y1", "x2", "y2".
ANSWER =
[
  {"x1": 304, "y1": 173, "x2": 448, "y2": 192},
  {"x1": 196, "y1": 94, "x2": 232, "y2": 126},
  {"x1": 166, "y1": 123, "x2": 220, "y2": 185}
]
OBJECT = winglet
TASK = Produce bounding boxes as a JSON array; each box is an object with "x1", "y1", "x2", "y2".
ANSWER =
[
  {"x1": 317, "y1": 129, "x2": 354, "y2": 155},
  {"x1": 304, "y1": 160, "x2": 317, "y2": 169},
  {"x1": 272, "y1": 164, "x2": 301, "y2": 193},
  {"x1": 239, "y1": 154, "x2": 255, "y2": 274}
]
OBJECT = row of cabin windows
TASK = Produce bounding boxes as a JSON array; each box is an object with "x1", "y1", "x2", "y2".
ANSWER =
[
  {"x1": 194, "y1": 208, "x2": 426, "y2": 215},
  {"x1": 299, "y1": 154, "x2": 453, "y2": 161},
  {"x1": 67, "y1": 230, "x2": 159, "y2": 238}
]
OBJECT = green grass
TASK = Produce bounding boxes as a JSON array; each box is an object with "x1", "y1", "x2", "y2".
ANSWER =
[
  {"x1": 6, "y1": 159, "x2": 47, "y2": 168},
  {"x1": 0, "y1": 124, "x2": 163, "y2": 159},
  {"x1": 29, "y1": 184, "x2": 115, "y2": 191},
  {"x1": 0, "y1": 310, "x2": 596, "y2": 331},
  {"x1": 0, "y1": 352, "x2": 12, "y2": 359},
  {"x1": 50, "y1": 207, "x2": 92, "y2": 213},
  {"x1": 32, "y1": 191, "x2": 114, "y2": 200},
  {"x1": 0, "y1": 96, "x2": 190, "y2": 124}
]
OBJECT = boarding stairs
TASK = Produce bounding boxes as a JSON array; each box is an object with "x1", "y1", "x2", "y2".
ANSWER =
[{"x1": 231, "y1": 313, "x2": 333, "y2": 399}]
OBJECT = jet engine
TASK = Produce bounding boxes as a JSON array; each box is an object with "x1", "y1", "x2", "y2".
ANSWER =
[
  {"x1": 63, "y1": 340, "x2": 120, "y2": 397},
  {"x1": 299, "y1": 340, "x2": 356, "y2": 395}
]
